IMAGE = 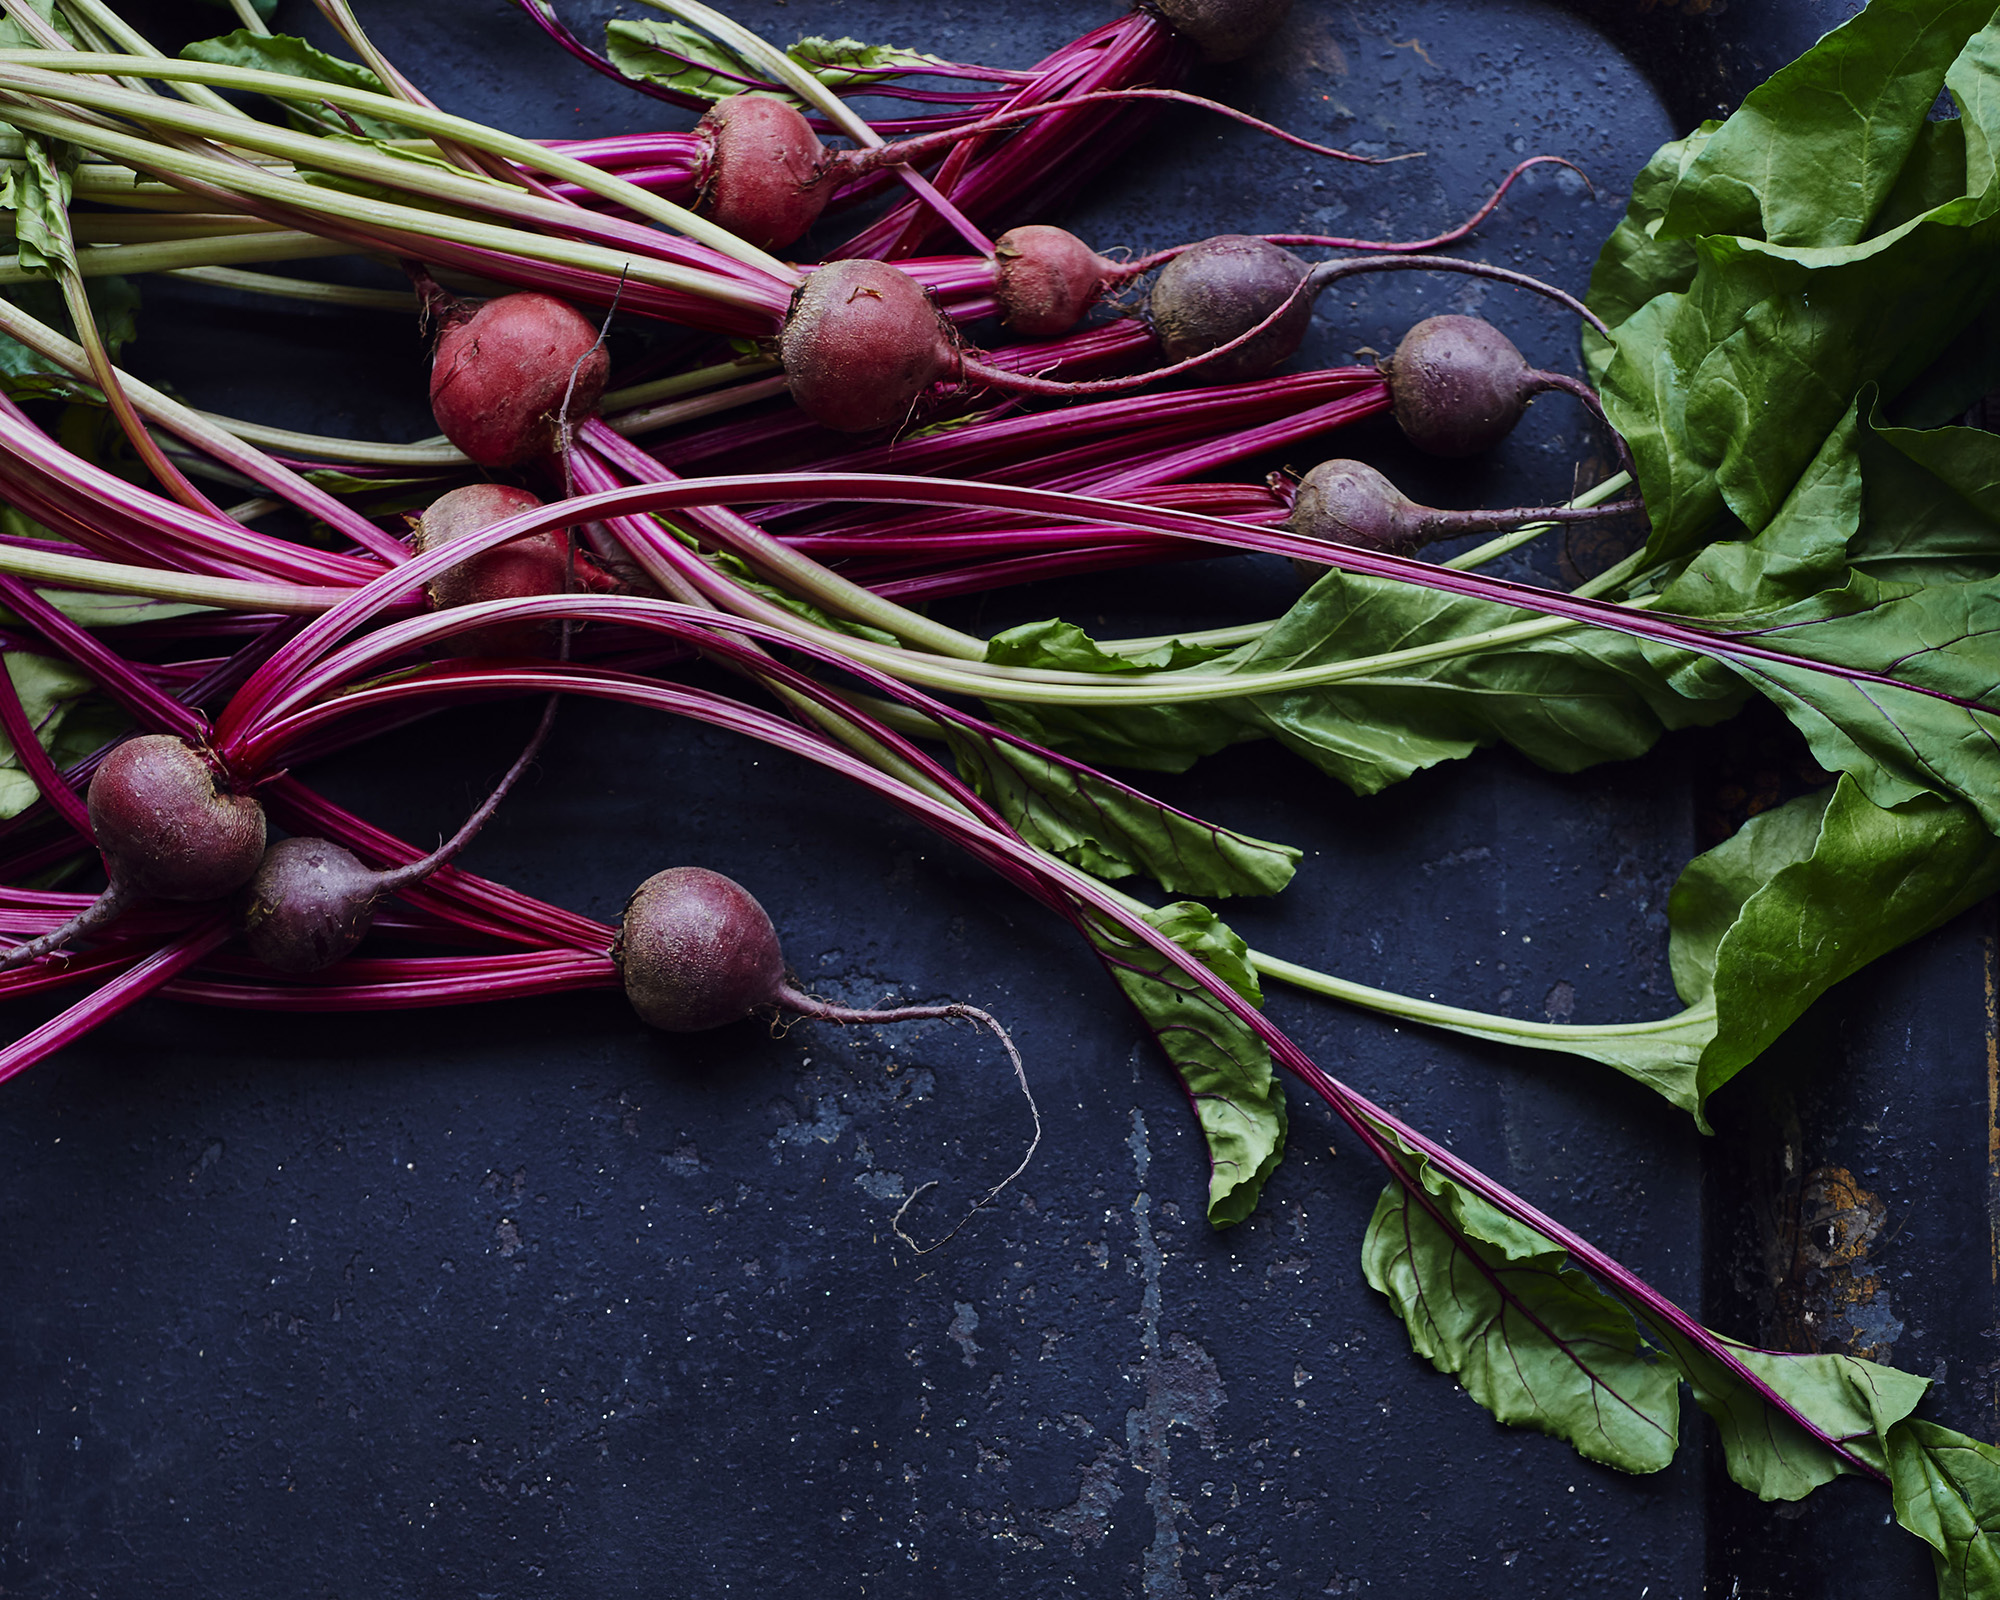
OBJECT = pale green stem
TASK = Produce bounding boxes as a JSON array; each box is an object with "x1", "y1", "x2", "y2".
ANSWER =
[
  {"x1": 166, "y1": 264, "x2": 416, "y2": 309},
  {"x1": 221, "y1": 495, "x2": 281, "y2": 523},
  {"x1": 0, "y1": 51, "x2": 799, "y2": 280},
  {"x1": 600, "y1": 356, "x2": 779, "y2": 415},
  {"x1": 0, "y1": 231, "x2": 355, "y2": 279},
  {"x1": 0, "y1": 543, "x2": 344, "y2": 612},
  {"x1": 55, "y1": 0, "x2": 248, "y2": 117},
  {"x1": 310, "y1": 0, "x2": 506, "y2": 184},
  {"x1": 193, "y1": 413, "x2": 468, "y2": 468},
  {"x1": 604, "y1": 374, "x2": 789, "y2": 438},
  {"x1": 0, "y1": 99, "x2": 765, "y2": 304},
  {"x1": 0, "y1": 90, "x2": 774, "y2": 302},
  {"x1": 225, "y1": 0, "x2": 271, "y2": 32},
  {"x1": 1093, "y1": 877, "x2": 1714, "y2": 1052}
]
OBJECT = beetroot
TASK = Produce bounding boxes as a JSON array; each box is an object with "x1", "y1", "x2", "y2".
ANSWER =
[
  {"x1": 429, "y1": 293, "x2": 608, "y2": 467},
  {"x1": 695, "y1": 94, "x2": 830, "y2": 252},
  {"x1": 89, "y1": 734, "x2": 265, "y2": 902},
  {"x1": 414, "y1": 483, "x2": 595, "y2": 656},
  {"x1": 1386, "y1": 315, "x2": 1541, "y2": 457},
  {"x1": 1148, "y1": 0, "x2": 1295, "y2": 60},
  {"x1": 615, "y1": 866, "x2": 785, "y2": 1031},
  {"x1": 238, "y1": 837, "x2": 384, "y2": 974},
  {"x1": 1287, "y1": 455, "x2": 1647, "y2": 573},
  {"x1": 1147, "y1": 235, "x2": 1314, "y2": 382},
  {"x1": 240, "y1": 701, "x2": 557, "y2": 974},
  {"x1": 992, "y1": 225, "x2": 1118, "y2": 338},
  {"x1": 779, "y1": 260, "x2": 960, "y2": 433},
  {"x1": 1287, "y1": 459, "x2": 1427, "y2": 554},
  {"x1": 1, "y1": 735, "x2": 267, "y2": 971}
]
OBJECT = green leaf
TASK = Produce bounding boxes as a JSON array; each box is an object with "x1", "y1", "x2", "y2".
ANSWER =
[
  {"x1": 1854, "y1": 396, "x2": 2000, "y2": 583},
  {"x1": 1360, "y1": 1128, "x2": 1681, "y2": 1473},
  {"x1": 1224, "y1": 566, "x2": 1742, "y2": 794},
  {"x1": 1587, "y1": 4, "x2": 2000, "y2": 561},
  {"x1": 604, "y1": 18, "x2": 949, "y2": 105},
  {"x1": 982, "y1": 569, "x2": 1743, "y2": 794},
  {"x1": 180, "y1": 31, "x2": 410, "y2": 139},
  {"x1": 942, "y1": 721, "x2": 1299, "y2": 897},
  {"x1": 1673, "y1": 1335, "x2": 1929, "y2": 1500},
  {"x1": 0, "y1": 651, "x2": 123, "y2": 821},
  {"x1": 1890, "y1": 1420, "x2": 2000, "y2": 1598},
  {"x1": 1666, "y1": 775, "x2": 2000, "y2": 1108},
  {"x1": 606, "y1": 18, "x2": 772, "y2": 102},
  {"x1": 984, "y1": 620, "x2": 1250, "y2": 775},
  {"x1": 0, "y1": 132, "x2": 76, "y2": 279},
  {"x1": 1089, "y1": 902, "x2": 1284, "y2": 1226},
  {"x1": 1658, "y1": 0, "x2": 1995, "y2": 248},
  {"x1": 783, "y1": 35, "x2": 956, "y2": 90}
]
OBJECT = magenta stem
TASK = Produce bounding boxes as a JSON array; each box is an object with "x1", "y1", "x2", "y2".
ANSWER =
[
  {"x1": 0, "y1": 655, "x2": 90, "y2": 839},
  {"x1": 0, "y1": 916, "x2": 231, "y2": 1087}
]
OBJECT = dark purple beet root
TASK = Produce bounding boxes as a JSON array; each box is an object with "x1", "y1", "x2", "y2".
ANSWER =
[
  {"x1": 1386, "y1": 314, "x2": 1540, "y2": 458},
  {"x1": 1286, "y1": 458, "x2": 1424, "y2": 554},
  {"x1": 429, "y1": 293, "x2": 609, "y2": 467},
  {"x1": 239, "y1": 836, "x2": 382, "y2": 974},
  {"x1": 615, "y1": 866, "x2": 786, "y2": 1031},
  {"x1": 0, "y1": 735, "x2": 266, "y2": 970},
  {"x1": 414, "y1": 482, "x2": 595, "y2": 656},
  {"x1": 1146, "y1": 0, "x2": 1294, "y2": 60},
  {"x1": 779, "y1": 260, "x2": 960, "y2": 433},
  {"x1": 1147, "y1": 235, "x2": 1313, "y2": 382},
  {"x1": 696, "y1": 94, "x2": 831, "y2": 252},
  {"x1": 993, "y1": 226, "x2": 1117, "y2": 338},
  {"x1": 89, "y1": 734, "x2": 265, "y2": 901},
  {"x1": 238, "y1": 700, "x2": 557, "y2": 974}
]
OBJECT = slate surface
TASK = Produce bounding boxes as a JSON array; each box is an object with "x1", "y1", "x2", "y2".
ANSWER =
[{"x1": 1, "y1": 1, "x2": 1988, "y2": 1597}]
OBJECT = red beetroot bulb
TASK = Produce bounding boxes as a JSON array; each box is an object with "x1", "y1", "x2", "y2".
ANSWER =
[{"x1": 429, "y1": 293, "x2": 608, "y2": 468}]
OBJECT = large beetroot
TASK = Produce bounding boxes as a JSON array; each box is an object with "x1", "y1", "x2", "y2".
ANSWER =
[
  {"x1": 429, "y1": 292, "x2": 609, "y2": 467},
  {"x1": 0, "y1": 735, "x2": 266, "y2": 970}
]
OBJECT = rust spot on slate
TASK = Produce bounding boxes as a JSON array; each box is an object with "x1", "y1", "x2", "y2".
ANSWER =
[{"x1": 1770, "y1": 1166, "x2": 1903, "y2": 1362}]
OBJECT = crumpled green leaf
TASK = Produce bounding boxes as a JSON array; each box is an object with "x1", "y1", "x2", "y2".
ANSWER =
[
  {"x1": 941, "y1": 721, "x2": 1299, "y2": 897},
  {"x1": 983, "y1": 571, "x2": 1742, "y2": 793},
  {"x1": 0, "y1": 131, "x2": 76, "y2": 279},
  {"x1": 1646, "y1": 399, "x2": 2000, "y2": 835},
  {"x1": 1089, "y1": 901, "x2": 1284, "y2": 1227},
  {"x1": 1673, "y1": 1336, "x2": 1930, "y2": 1500},
  {"x1": 605, "y1": 18, "x2": 950, "y2": 106},
  {"x1": 1585, "y1": 0, "x2": 2000, "y2": 562}
]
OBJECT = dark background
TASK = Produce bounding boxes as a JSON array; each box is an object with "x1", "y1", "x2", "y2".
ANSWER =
[{"x1": 4, "y1": 0, "x2": 1989, "y2": 1596}]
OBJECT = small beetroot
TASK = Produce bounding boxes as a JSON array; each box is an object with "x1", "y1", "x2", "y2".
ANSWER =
[
  {"x1": 413, "y1": 483, "x2": 611, "y2": 657},
  {"x1": 992, "y1": 225, "x2": 1118, "y2": 338},
  {"x1": 239, "y1": 701, "x2": 556, "y2": 974}
]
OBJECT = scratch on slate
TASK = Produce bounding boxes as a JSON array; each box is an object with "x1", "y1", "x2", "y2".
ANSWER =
[{"x1": 1125, "y1": 1107, "x2": 1228, "y2": 1599}]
